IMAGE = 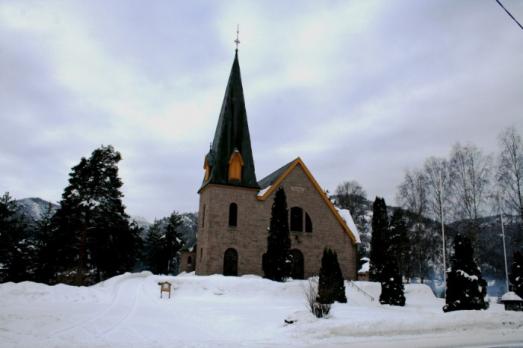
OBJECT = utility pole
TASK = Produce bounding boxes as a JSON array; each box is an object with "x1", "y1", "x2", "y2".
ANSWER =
[
  {"x1": 500, "y1": 212, "x2": 510, "y2": 293},
  {"x1": 439, "y1": 170, "x2": 446, "y2": 294}
]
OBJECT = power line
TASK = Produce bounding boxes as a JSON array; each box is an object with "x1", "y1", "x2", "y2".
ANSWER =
[{"x1": 495, "y1": 0, "x2": 523, "y2": 31}]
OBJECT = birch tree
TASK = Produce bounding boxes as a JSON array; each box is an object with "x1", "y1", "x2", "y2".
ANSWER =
[
  {"x1": 449, "y1": 143, "x2": 491, "y2": 238},
  {"x1": 497, "y1": 127, "x2": 523, "y2": 229}
]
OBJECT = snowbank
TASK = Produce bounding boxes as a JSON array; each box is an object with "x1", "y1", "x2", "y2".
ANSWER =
[
  {"x1": 0, "y1": 273, "x2": 522, "y2": 348},
  {"x1": 502, "y1": 291, "x2": 523, "y2": 301}
]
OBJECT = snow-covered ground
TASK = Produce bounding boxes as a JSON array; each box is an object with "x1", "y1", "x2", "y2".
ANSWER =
[{"x1": 1, "y1": 272, "x2": 522, "y2": 348}]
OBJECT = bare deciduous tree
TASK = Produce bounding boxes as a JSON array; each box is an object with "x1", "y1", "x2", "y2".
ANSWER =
[
  {"x1": 333, "y1": 180, "x2": 368, "y2": 223},
  {"x1": 397, "y1": 169, "x2": 428, "y2": 217},
  {"x1": 333, "y1": 180, "x2": 370, "y2": 256},
  {"x1": 423, "y1": 157, "x2": 452, "y2": 222},
  {"x1": 449, "y1": 143, "x2": 491, "y2": 229},
  {"x1": 497, "y1": 127, "x2": 523, "y2": 223},
  {"x1": 397, "y1": 169, "x2": 430, "y2": 282}
]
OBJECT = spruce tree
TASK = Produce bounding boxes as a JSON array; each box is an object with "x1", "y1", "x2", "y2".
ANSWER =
[
  {"x1": 0, "y1": 193, "x2": 31, "y2": 282},
  {"x1": 143, "y1": 213, "x2": 184, "y2": 275},
  {"x1": 379, "y1": 261, "x2": 406, "y2": 306},
  {"x1": 388, "y1": 208, "x2": 410, "y2": 278},
  {"x1": 164, "y1": 211, "x2": 185, "y2": 274},
  {"x1": 263, "y1": 187, "x2": 291, "y2": 281},
  {"x1": 509, "y1": 250, "x2": 523, "y2": 298},
  {"x1": 318, "y1": 248, "x2": 347, "y2": 304},
  {"x1": 443, "y1": 234, "x2": 488, "y2": 312},
  {"x1": 144, "y1": 221, "x2": 165, "y2": 274},
  {"x1": 51, "y1": 145, "x2": 139, "y2": 284},
  {"x1": 370, "y1": 197, "x2": 388, "y2": 281},
  {"x1": 33, "y1": 203, "x2": 57, "y2": 283}
]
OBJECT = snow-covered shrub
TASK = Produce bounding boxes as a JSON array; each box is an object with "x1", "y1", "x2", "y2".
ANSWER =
[
  {"x1": 443, "y1": 234, "x2": 488, "y2": 312},
  {"x1": 509, "y1": 251, "x2": 523, "y2": 298},
  {"x1": 379, "y1": 261, "x2": 406, "y2": 306},
  {"x1": 305, "y1": 278, "x2": 331, "y2": 318}
]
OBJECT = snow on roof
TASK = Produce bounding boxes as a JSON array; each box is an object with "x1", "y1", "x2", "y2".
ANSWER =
[
  {"x1": 257, "y1": 185, "x2": 271, "y2": 197},
  {"x1": 335, "y1": 208, "x2": 361, "y2": 243},
  {"x1": 501, "y1": 291, "x2": 523, "y2": 301}
]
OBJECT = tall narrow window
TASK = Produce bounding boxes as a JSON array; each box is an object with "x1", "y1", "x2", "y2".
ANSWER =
[
  {"x1": 290, "y1": 207, "x2": 303, "y2": 232},
  {"x1": 202, "y1": 205, "x2": 206, "y2": 228},
  {"x1": 305, "y1": 213, "x2": 313, "y2": 233},
  {"x1": 229, "y1": 202, "x2": 238, "y2": 227}
]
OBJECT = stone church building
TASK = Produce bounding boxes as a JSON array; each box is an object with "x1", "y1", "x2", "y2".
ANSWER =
[{"x1": 181, "y1": 50, "x2": 360, "y2": 279}]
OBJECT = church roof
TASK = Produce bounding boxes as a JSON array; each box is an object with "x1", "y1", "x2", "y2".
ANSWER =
[
  {"x1": 200, "y1": 51, "x2": 258, "y2": 191},
  {"x1": 257, "y1": 159, "x2": 295, "y2": 190},
  {"x1": 257, "y1": 158, "x2": 360, "y2": 245}
]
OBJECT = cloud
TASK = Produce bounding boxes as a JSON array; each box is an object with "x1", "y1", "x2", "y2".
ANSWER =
[{"x1": 0, "y1": 0, "x2": 522, "y2": 219}]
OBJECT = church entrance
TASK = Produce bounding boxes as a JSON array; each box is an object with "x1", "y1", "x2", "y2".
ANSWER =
[
  {"x1": 289, "y1": 249, "x2": 304, "y2": 279},
  {"x1": 223, "y1": 248, "x2": 238, "y2": 276}
]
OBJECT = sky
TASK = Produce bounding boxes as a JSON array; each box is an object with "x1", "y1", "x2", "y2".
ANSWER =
[{"x1": 1, "y1": 0, "x2": 522, "y2": 222}]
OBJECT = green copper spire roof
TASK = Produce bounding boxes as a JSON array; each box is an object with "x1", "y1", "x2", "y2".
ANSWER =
[{"x1": 200, "y1": 51, "x2": 258, "y2": 190}]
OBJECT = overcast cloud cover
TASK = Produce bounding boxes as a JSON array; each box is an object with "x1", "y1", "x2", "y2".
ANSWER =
[{"x1": 1, "y1": 0, "x2": 522, "y2": 221}]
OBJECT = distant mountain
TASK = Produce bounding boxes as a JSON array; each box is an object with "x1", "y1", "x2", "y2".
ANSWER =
[
  {"x1": 15, "y1": 197, "x2": 59, "y2": 226},
  {"x1": 14, "y1": 197, "x2": 198, "y2": 250},
  {"x1": 132, "y1": 216, "x2": 152, "y2": 230}
]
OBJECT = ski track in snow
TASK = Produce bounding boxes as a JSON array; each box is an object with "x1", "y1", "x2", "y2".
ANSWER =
[{"x1": 49, "y1": 273, "x2": 149, "y2": 344}]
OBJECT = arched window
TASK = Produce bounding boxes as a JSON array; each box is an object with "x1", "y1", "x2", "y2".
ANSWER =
[
  {"x1": 229, "y1": 203, "x2": 238, "y2": 227},
  {"x1": 223, "y1": 248, "x2": 238, "y2": 276},
  {"x1": 290, "y1": 207, "x2": 303, "y2": 232},
  {"x1": 305, "y1": 213, "x2": 313, "y2": 233}
]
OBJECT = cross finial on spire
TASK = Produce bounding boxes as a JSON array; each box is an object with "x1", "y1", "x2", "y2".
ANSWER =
[{"x1": 234, "y1": 24, "x2": 240, "y2": 51}]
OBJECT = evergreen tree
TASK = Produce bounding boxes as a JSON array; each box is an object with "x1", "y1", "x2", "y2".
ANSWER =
[
  {"x1": 144, "y1": 221, "x2": 165, "y2": 274},
  {"x1": 263, "y1": 187, "x2": 291, "y2": 281},
  {"x1": 143, "y1": 212, "x2": 184, "y2": 275},
  {"x1": 318, "y1": 248, "x2": 347, "y2": 304},
  {"x1": 388, "y1": 208, "x2": 410, "y2": 278},
  {"x1": 379, "y1": 261, "x2": 406, "y2": 306},
  {"x1": 370, "y1": 197, "x2": 388, "y2": 281},
  {"x1": 0, "y1": 192, "x2": 31, "y2": 282},
  {"x1": 51, "y1": 145, "x2": 138, "y2": 285},
  {"x1": 33, "y1": 203, "x2": 57, "y2": 283},
  {"x1": 509, "y1": 250, "x2": 523, "y2": 298},
  {"x1": 443, "y1": 234, "x2": 488, "y2": 312},
  {"x1": 164, "y1": 211, "x2": 185, "y2": 274}
]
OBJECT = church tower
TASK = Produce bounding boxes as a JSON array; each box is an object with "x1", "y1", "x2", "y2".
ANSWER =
[
  {"x1": 196, "y1": 50, "x2": 262, "y2": 276},
  {"x1": 200, "y1": 50, "x2": 258, "y2": 191}
]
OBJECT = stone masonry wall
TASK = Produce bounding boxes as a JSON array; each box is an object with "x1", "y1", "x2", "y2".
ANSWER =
[{"x1": 195, "y1": 164, "x2": 357, "y2": 279}]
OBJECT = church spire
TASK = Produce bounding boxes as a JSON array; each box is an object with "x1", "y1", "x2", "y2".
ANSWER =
[
  {"x1": 234, "y1": 24, "x2": 240, "y2": 51},
  {"x1": 200, "y1": 49, "x2": 258, "y2": 191}
]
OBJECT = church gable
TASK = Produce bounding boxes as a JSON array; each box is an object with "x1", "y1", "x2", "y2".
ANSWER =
[{"x1": 257, "y1": 158, "x2": 359, "y2": 245}]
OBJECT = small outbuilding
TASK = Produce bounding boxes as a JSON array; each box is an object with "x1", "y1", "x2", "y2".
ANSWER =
[
  {"x1": 358, "y1": 257, "x2": 370, "y2": 281},
  {"x1": 500, "y1": 291, "x2": 523, "y2": 311}
]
